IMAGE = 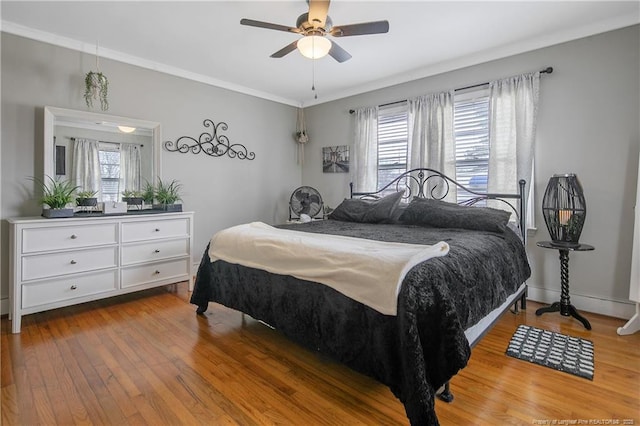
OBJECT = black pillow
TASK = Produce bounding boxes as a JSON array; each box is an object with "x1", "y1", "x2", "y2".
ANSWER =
[
  {"x1": 329, "y1": 191, "x2": 404, "y2": 223},
  {"x1": 398, "y1": 197, "x2": 511, "y2": 233}
]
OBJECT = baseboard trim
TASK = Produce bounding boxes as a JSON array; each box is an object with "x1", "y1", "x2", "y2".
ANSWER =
[{"x1": 527, "y1": 286, "x2": 636, "y2": 320}]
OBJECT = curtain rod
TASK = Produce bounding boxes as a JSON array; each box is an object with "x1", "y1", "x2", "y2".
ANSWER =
[
  {"x1": 69, "y1": 136, "x2": 144, "y2": 148},
  {"x1": 349, "y1": 66, "x2": 553, "y2": 114}
]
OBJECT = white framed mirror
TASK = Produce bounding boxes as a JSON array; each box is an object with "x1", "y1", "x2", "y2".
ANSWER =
[{"x1": 43, "y1": 106, "x2": 161, "y2": 203}]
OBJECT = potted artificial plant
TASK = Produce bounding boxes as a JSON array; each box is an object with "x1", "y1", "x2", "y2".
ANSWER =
[
  {"x1": 32, "y1": 176, "x2": 78, "y2": 218},
  {"x1": 75, "y1": 190, "x2": 98, "y2": 207},
  {"x1": 84, "y1": 71, "x2": 109, "y2": 111},
  {"x1": 141, "y1": 181, "x2": 155, "y2": 207},
  {"x1": 153, "y1": 178, "x2": 183, "y2": 212},
  {"x1": 121, "y1": 189, "x2": 143, "y2": 208}
]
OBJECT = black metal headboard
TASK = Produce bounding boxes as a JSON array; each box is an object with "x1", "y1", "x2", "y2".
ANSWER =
[{"x1": 350, "y1": 168, "x2": 527, "y2": 240}]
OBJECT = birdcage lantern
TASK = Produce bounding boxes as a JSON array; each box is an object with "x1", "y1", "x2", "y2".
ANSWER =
[{"x1": 542, "y1": 174, "x2": 586, "y2": 247}]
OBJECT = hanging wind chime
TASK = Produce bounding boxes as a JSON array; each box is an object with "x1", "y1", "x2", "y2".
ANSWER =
[
  {"x1": 84, "y1": 44, "x2": 109, "y2": 111},
  {"x1": 295, "y1": 107, "x2": 309, "y2": 165}
]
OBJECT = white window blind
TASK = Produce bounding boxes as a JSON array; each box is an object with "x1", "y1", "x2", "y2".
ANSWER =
[
  {"x1": 453, "y1": 89, "x2": 490, "y2": 204},
  {"x1": 377, "y1": 102, "x2": 408, "y2": 192},
  {"x1": 99, "y1": 149, "x2": 120, "y2": 202},
  {"x1": 375, "y1": 92, "x2": 491, "y2": 203},
  {"x1": 371, "y1": 85, "x2": 534, "y2": 229}
]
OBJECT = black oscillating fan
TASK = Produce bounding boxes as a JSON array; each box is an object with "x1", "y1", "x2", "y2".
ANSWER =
[{"x1": 289, "y1": 186, "x2": 323, "y2": 220}]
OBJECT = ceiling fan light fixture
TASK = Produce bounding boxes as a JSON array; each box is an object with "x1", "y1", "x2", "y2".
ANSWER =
[{"x1": 297, "y1": 35, "x2": 331, "y2": 59}]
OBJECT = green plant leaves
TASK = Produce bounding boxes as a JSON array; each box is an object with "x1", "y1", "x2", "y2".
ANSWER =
[
  {"x1": 30, "y1": 176, "x2": 79, "y2": 209},
  {"x1": 84, "y1": 71, "x2": 109, "y2": 111},
  {"x1": 154, "y1": 178, "x2": 183, "y2": 205}
]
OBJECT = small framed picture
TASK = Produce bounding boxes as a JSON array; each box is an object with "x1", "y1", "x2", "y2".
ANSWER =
[{"x1": 322, "y1": 145, "x2": 349, "y2": 173}]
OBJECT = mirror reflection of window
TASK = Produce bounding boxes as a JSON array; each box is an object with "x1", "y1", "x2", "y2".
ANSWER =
[
  {"x1": 94, "y1": 142, "x2": 143, "y2": 202},
  {"x1": 71, "y1": 138, "x2": 143, "y2": 202},
  {"x1": 48, "y1": 106, "x2": 158, "y2": 204},
  {"x1": 99, "y1": 148, "x2": 121, "y2": 202}
]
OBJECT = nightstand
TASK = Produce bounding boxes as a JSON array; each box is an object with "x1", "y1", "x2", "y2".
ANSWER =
[{"x1": 535, "y1": 241, "x2": 595, "y2": 330}]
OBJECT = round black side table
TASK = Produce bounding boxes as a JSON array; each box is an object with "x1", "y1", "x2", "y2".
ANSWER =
[{"x1": 535, "y1": 241, "x2": 595, "y2": 330}]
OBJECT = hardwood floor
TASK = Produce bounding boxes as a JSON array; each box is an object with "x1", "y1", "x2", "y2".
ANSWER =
[{"x1": 2, "y1": 282, "x2": 638, "y2": 425}]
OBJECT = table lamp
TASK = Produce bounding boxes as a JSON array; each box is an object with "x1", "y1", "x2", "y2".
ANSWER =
[{"x1": 542, "y1": 173, "x2": 586, "y2": 247}]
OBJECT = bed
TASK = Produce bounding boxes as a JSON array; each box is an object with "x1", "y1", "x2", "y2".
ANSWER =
[{"x1": 190, "y1": 168, "x2": 531, "y2": 425}]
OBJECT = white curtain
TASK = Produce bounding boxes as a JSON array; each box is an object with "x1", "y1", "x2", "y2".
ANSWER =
[
  {"x1": 407, "y1": 91, "x2": 456, "y2": 201},
  {"x1": 488, "y1": 72, "x2": 540, "y2": 221},
  {"x1": 71, "y1": 138, "x2": 101, "y2": 198},
  {"x1": 120, "y1": 144, "x2": 141, "y2": 192},
  {"x1": 352, "y1": 106, "x2": 378, "y2": 192}
]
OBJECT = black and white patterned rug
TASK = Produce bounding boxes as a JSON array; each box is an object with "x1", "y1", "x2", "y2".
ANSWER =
[{"x1": 506, "y1": 324, "x2": 594, "y2": 380}]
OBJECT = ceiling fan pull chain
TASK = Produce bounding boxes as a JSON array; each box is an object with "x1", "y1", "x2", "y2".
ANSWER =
[{"x1": 312, "y1": 55, "x2": 318, "y2": 99}]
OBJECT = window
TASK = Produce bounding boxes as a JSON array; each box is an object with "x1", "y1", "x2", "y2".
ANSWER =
[
  {"x1": 453, "y1": 89, "x2": 490, "y2": 203},
  {"x1": 375, "y1": 89, "x2": 490, "y2": 203},
  {"x1": 377, "y1": 103, "x2": 408, "y2": 193},
  {"x1": 98, "y1": 147, "x2": 120, "y2": 202}
]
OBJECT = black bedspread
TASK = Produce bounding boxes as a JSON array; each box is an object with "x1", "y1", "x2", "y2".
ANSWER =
[{"x1": 190, "y1": 220, "x2": 531, "y2": 425}]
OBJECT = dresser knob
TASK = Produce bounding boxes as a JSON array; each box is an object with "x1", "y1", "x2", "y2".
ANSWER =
[
  {"x1": 70, "y1": 234, "x2": 77, "y2": 239},
  {"x1": 154, "y1": 249, "x2": 160, "y2": 253},
  {"x1": 70, "y1": 260, "x2": 77, "y2": 264},
  {"x1": 154, "y1": 270, "x2": 160, "y2": 275},
  {"x1": 70, "y1": 285, "x2": 77, "y2": 290},
  {"x1": 154, "y1": 228, "x2": 160, "y2": 232}
]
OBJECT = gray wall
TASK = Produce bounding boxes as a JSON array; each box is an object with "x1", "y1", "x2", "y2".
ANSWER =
[
  {"x1": 1, "y1": 33, "x2": 300, "y2": 306},
  {"x1": 302, "y1": 25, "x2": 640, "y2": 319},
  {"x1": 2, "y1": 25, "x2": 638, "y2": 319}
]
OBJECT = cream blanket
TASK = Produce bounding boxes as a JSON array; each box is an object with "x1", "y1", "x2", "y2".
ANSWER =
[{"x1": 208, "y1": 222, "x2": 450, "y2": 316}]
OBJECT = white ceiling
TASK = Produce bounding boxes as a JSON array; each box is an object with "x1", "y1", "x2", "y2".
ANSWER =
[{"x1": 2, "y1": 1, "x2": 639, "y2": 107}]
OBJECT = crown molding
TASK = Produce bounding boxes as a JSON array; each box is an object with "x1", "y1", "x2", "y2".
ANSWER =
[
  {"x1": 3, "y1": 12, "x2": 638, "y2": 109},
  {"x1": 1, "y1": 20, "x2": 302, "y2": 108},
  {"x1": 300, "y1": 14, "x2": 640, "y2": 106}
]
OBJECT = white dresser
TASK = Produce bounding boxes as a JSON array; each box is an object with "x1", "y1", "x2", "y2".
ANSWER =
[{"x1": 8, "y1": 211, "x2": 194, "y2": 333}]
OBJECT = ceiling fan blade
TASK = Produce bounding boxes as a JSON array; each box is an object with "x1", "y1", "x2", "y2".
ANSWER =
[
  {"x1": 308, "y1": 0, "x2": 330, "y2": 29},
  {"x1": 328, "y1": 41, "x2": 352, "y2": 63},
  {"x1": 240, "y1": 18, "x2": 301, "y2": 34},
  {"x1": 330, "y1": 20, "x2": 390, "y2": 37},
  {"x1": 270, "y1": 40, "x2": 299, "y2": 58}
]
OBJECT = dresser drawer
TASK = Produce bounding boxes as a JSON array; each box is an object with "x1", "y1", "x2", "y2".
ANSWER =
[
  {"x1": 22, "y1": 270, "x2": 118, "y2": 309},
  {"x1": 8, "y1": 212, "x2": 193, "y2": 333},
  {"x1": 121, "y1": 258, "x2": 189, "y2": 288},
  {"x1": 22, "y1": 223, "x2": 118, "y2": 253},
  {"x1": 122, "y1": 238, "x2": 190, "y2": 265},
  {"x1": 22, "y1": 247, "x2": 118, "y2": 281},
  {"x1": 121, "y1": 218, "x2": 189, "y2": 242}
]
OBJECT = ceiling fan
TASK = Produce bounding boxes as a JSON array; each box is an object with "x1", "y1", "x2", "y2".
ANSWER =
[{"x1": 240, "y1": 0, "x2": 389, "y2": 63}]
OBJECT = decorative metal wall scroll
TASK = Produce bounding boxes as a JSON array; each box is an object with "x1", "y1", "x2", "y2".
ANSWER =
[{"x1": 164, "y1": 119, "x2": 255, "y2": 160}]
